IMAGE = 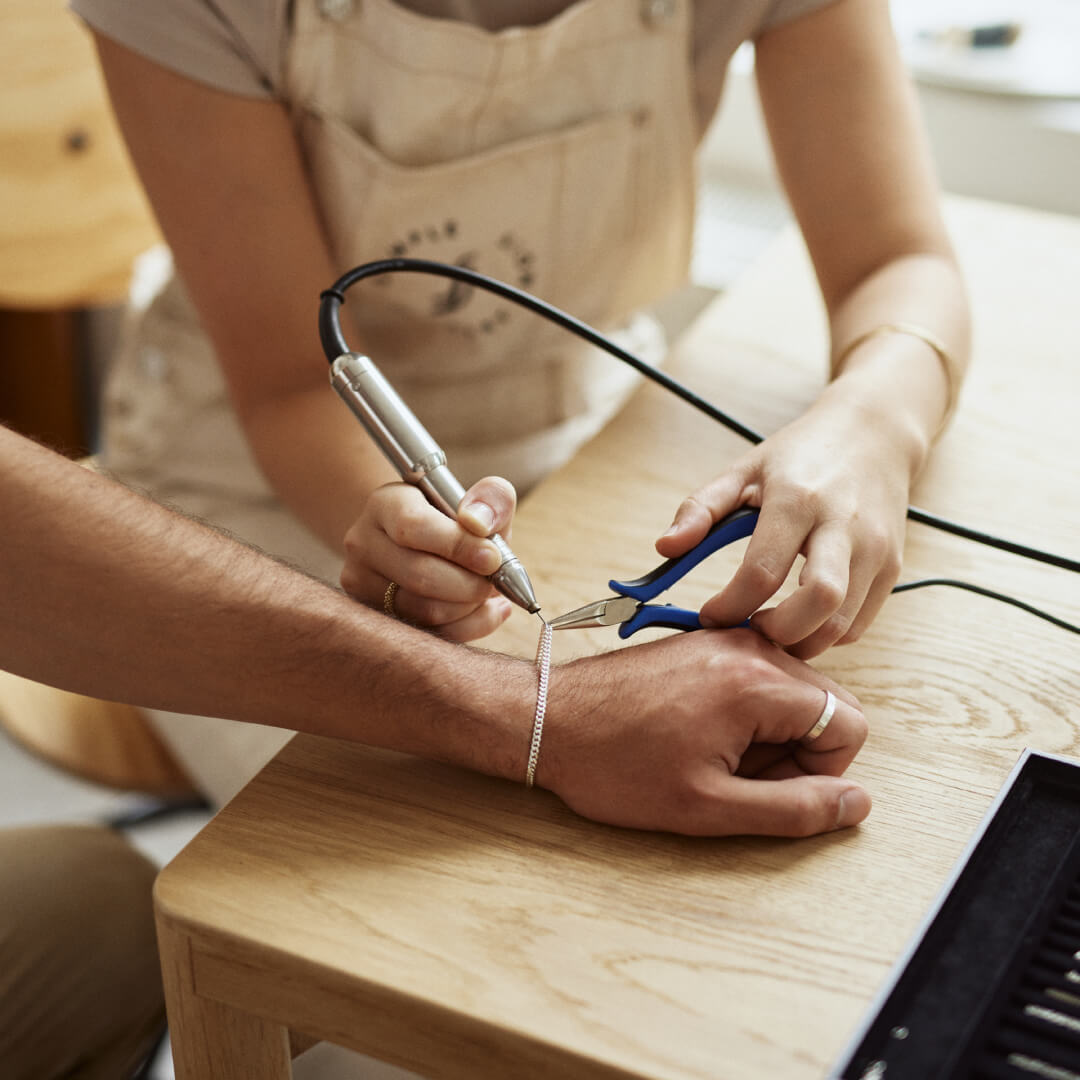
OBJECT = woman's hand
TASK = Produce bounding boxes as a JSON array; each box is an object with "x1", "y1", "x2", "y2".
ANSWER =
[
  {"x1": 656, "y1": 390, "x2": 915, "y2": 660},
  {"x1": 340, "y1": 476, "x2": 518, "y2": 642}
]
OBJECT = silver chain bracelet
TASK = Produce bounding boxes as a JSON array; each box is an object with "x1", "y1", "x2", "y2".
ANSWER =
[{"x1": 525, "y1": 619, "x2": 552, "y2": 787}]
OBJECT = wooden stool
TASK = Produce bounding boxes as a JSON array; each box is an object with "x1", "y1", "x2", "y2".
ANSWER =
[{"x1": 0, "y1": 672, "x2": 195, "y2": 796}]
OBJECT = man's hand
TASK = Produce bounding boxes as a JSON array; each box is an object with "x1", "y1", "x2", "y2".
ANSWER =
[
  {"x1": 340, "y1": 476, "x2": 518, "y2": 642},
  {"x1": 539, "y1": 628, "x2": 870, "y2": 836}
]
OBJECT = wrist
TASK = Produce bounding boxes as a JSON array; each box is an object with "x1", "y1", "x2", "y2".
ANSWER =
[
  {"x1": 527, "y1": 654, "x2": 607, "y2": 794},
  {"x1": 833, "y1": 323, "x2": 960, "y2": 423},
  {"x1": 418, "y1": 639, "x2": 540, "y2": 783},
  {"x1": 823, "y1": 347, "x2": 939, "y2": 479}
]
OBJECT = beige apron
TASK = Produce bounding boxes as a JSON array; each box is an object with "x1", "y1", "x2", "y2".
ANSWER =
[{"x1": 100, "y1": 0, "x2": 697, "y2": 806}]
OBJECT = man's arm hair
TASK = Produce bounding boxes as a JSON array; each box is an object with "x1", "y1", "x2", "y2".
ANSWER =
[{"x1": 0, "y1": 425, "x2": 533, "y2": 781}]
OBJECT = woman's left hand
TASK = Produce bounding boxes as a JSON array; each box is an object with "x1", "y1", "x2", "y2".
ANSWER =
[{"x1": 656, "y1": 391, "x2": 914, "y2": 660}]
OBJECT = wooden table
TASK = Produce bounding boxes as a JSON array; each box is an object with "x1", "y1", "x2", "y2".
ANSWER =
[{"x1": 154, "y1": 196, "x2": 1080, "y2": 1079}]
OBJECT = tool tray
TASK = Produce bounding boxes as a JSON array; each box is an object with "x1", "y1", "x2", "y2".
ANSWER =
[{"x1": 834, "y1": 749, "x2": 1080, "y2": 1079}]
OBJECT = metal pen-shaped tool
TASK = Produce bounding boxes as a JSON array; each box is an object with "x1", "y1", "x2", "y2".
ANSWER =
[{"x1": 330, "y1": 352, "x2": 540, "y2": 615}]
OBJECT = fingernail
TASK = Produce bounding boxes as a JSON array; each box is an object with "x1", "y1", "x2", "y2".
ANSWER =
[
  {"x1": 836, "y1": 788, "x2": 871, "y2": 829},
  {"x1": 698, "y1": 613, "x2": 719, "y2": 629},
  {"x1": 460, "y1": 501, "x2": 494, "y2": 534},
  {"x1": 472, "y1": 541, "x2": 502, "y2": 575},
  {"x1": 661, "y1": 522, "x2": 680, "y2": 537}
]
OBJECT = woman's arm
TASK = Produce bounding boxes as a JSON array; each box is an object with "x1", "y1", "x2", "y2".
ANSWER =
[
  {"x1": 659, "y1": 0, "x2": 970, "y2": 659},
  {"x1": 92, "y1": 34, "x2": 510, "y2": 641}
]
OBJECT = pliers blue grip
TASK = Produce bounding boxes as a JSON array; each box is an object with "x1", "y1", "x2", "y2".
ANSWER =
[{"x1": 549, "y1": 507, "x2": 759, "y2": 639}]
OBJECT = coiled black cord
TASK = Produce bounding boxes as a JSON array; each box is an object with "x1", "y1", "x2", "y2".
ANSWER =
[{"x1": 319, "y1": 257, "x2": 1079, "y2": 635}]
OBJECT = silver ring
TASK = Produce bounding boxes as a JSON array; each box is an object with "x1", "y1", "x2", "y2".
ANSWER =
[{"x1": 799, "y1": 690, "x2": 836, "y2": 746}]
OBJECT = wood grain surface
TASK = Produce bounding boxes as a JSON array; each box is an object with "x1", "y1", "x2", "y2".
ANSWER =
[{"x1": 155, "y1": 196, "x2": 1080, "y2": 1079}]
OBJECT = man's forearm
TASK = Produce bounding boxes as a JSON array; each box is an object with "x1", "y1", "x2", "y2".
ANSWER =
[
  {"x1": 0, "y1": 426, "x2": 533, "y2": 781},
  {"x1": 1, "y1": 427, "x2": 875, "y2": 838}
]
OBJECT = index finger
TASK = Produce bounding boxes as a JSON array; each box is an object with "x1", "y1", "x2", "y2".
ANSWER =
[
  {"x1": 376, "y1": 485, "x2": 502, "y2": 576},
  {"x1": 699, "y1": 499, "x2": 813, "y2": 627}
]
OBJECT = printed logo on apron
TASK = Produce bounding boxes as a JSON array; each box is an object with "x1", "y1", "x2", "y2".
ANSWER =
[{"x1": 373, "y1": 224, "x2": 538, "y2": 338}]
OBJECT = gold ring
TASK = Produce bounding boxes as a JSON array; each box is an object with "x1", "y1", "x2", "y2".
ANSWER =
[
  {"x1": 383, "y1": 581, "x2": 399, "y2": 617},
  {"x1": 799, "y1": 690, "x2": 836, "y2": 746}
]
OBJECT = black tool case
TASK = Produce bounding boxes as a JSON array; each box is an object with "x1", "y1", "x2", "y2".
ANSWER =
[{"x1": 833, "y1": 749, "x2": 1080, "y2": 1080}]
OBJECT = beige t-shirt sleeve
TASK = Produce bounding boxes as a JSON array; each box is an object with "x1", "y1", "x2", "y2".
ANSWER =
[
  {"x1": 69, "y1": 0, "x2": 841, "y2": 109},
  {"x1": 69, "y1": 0, "x2": 287, "y2": 99}
]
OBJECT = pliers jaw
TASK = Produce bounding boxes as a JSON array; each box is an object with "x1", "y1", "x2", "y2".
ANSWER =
[
  {"x1": 547, "y1": 507, "x2": 760, "y2": 639},
  {"x1": 548, "y1": 595, "x2": 641, "y2": 631}
]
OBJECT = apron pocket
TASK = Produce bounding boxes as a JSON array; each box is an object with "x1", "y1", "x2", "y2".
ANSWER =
[{"x1": 297, "y1": 104, "x2": 651, "y2": 378}]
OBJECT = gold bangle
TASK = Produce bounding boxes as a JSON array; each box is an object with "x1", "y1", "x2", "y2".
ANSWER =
[
  {"x1": 383, "y1": 581, "x2": 399, "y2": 617},
  {"x1": 833, "y1": 322, "x2": 960, "y2": 430}
]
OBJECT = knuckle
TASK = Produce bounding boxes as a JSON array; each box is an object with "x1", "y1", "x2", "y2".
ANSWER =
[
  {"x1": 730, "y1": 627, "x2": 780, "y2": 664},
  {"x1": 472, "y1": 612, "x2": 501, "y2": 639},
  {"x1": 790, "y1": 790, "x2": 838, "y2": 838},
  {"x1": 817, "y1": 612, "x2": 853, "y2": 644},
  {"x1": 722, "y1": 651, "x2": 779, "y2": 701},
  {"x1": 339, "y1": 566, "x2": 360, "y2": 595},
  {"x1": 782, "y1": 483, "x2": 827, "y2": 518},
  {"x1": 862, "y1": 526, "x2": 897, "y2": 566},
  {"x1": 667, "y1": 776, "x2": 712, "y2": 830},
  {"x1": 674, "y1": 494, "x2": 712, "y2": 527},
  {"x1": 411, "y1": 596, "x2": 459, "y2": 626},
  {"x1": 803, "y1": 574, "x2": 846, "y2": 613},
  {"x1": 363, "y1": 487, "x2": 387, "y2": 513},
  {"x1": 741, "y1": 559, "x2": 786, "y2": 596},
  {"x1": 767, "y1": 624, "x2": 804, "y2": 649},
  {"x1": 339, "y1": 563, "x2": 378, "y2": 605},
  {"x1": 852, "y1": 710, "x2": 870, "y2": 748},
  {"x1": 787, "y1": 638, "x2": 823, "y2": 661},
  {"x1": 365, "y1": 486, "x2": 396, "y2": 523},
  {"x1": 341, "y1": 524, "x2": 365, "y2": 557},
  {"x1": 880, "y1": 546, "x2": 903, "y2": 581},
  {"x1": 451, "y1": 532, "x2": 483, "y2": 568},
  {"x1": 408, "y1": 563, "x2": 446, "y2": 599},
  {"x1": 785, "y1": 788, "x2": 826, "y2": 838},
  {"x1": 733, "y1": 625, "x2": 772, "y2": 651},
  {"x1": 386, "y1": 505, "x2": 426, "y2": 547}
]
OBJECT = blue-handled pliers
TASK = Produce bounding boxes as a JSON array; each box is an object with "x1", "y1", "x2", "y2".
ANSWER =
[{"x1": 548, "y1": 507, "x2": 759, "y2": 638}]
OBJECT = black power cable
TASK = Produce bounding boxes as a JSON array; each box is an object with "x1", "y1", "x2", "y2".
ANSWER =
[
  {"x1": 890, "y1": 579, "x2": 1079, "y2": 635},
  {"x1": 319, "y1": 257, "x2": 1079, "y2": 635}
]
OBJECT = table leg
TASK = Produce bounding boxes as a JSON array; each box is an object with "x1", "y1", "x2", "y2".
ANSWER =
[{"x1": 157, "y1": 915, "x2": 292, "y2": 1079}]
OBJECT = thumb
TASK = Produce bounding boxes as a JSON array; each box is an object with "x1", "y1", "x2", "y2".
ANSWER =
[
  {"x1": 709, "y1": 775, "x2": 871, "y2": 837},
  {"x1": 458, "y1": 476, "x2": 517, "y2": 538},
  {"x1": 655, "y1": 470, "x2": 749, "y2": 558}
]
